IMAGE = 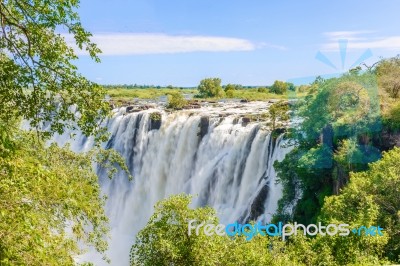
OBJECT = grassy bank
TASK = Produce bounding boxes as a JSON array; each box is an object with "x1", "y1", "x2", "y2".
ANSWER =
[
  {"x1": 106, "y1": 88, "x2": 197, "y2": 102},
  {"x1": 105, "y1": 86, "x2": 304, "y2": 105}
]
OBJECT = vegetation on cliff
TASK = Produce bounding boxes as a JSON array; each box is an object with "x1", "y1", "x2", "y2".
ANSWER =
[
  {"x1": 0, "y1": 1, "x2": 129, "y2": 264},
  {"x1": 132, "y1": 57, "x2": 400, "y2": 265}
]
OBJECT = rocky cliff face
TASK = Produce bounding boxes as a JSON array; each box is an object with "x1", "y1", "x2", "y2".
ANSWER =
[{"x1": 375, "y1": 129, "x2": 400, "y2": 151}]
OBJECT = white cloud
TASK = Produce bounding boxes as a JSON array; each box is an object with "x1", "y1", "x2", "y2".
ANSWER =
[
  {"x1": 64, "y1": 33, "x2": 262, "y2": 55},
  {"x1": 258, "y1": 42, "x2": 287, "y2": 51},
  {"x1": 325, "y1": 36, "x2": 400, "y2": 50},
  {"x1": 322, "y1": 31, "x2": 400, "y2": 51},
  {"x1": 323, "y1": 30, "x2": 374, "y2": 41}
]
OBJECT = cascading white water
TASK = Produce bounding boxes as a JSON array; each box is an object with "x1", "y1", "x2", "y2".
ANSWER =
[{"x1": 53, "y1": 101, "x2": 292, "y2": 265}]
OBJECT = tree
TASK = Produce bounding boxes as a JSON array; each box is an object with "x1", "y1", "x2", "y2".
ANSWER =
[
  {"x1": 274, "y1": 73, "x2": 382, "y2": 225},
  {"x1": 384, "y1": 101, "x2": 400, "y2": 131},
  {"x1": 129, "y1": 194, "x2": 223, "y2": 266},
  {"x1": 167, "y1": 92, "x2": 187, "y2": 109},
  {"x1": 0, "y1": 128, "x2": 111, "y2": 265},
  {"x1": 0, "y1": 0, "x2": 109, "y2": 139},
  {"x1": 376, "y1": 56, "x2": 400, "y2": 98},
  {"x1": 349, "y1": 66, "x2": 362, "y2": 75},
  {"x1": 321, "y1": 147, "x2": 400, "y2": 263},
  {"x1": 257, "y1": 87, "x2": 268, "y2": 93},
  {"x1": 129, "y1": 194, "x2": 292, "y2": 266},
  {"x1": 131, "y1": 194, "x2": 389, "y2": 266},
  {"x1": 267, "y1": 100, "x2": 290, "y2": 130},
  {"x1": 0, "y1": 1, "x2": 131, "y2": 264},
  {"x1": 270, "y1": 80, "x2": 288, "y2": 94},
  {"x1": 313, "y1": 75, "x2": 325, "y2": 85},
  {"x1": 197, "y1": 78, "x2": 224, "y2": 98},
  {"x1": 225, "y1": 89, "x2": 234, "y2": 98},
  {"x1": 224, "y1": 83, "x2": 243, "y2": 98},
  {"x1": 224, "y1": 83, "x2": 242, "y2": 92},
  {"x1": 287, "y1": 82, "x2": 296, "y2": 91},
  {"x1": 224, "y1": 83, "x2": 235, "y2": 92}
]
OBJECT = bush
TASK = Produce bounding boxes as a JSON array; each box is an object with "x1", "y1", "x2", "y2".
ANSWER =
[
  {"x1": 384, "y1": 102, "x2": 400, "y2": 131},
  {"x1": 287, "y1": 83, "x2": 296, "y2": 91},
  {"x1": 225, "y1": 89, "x2": 234, "y2": 98},
  {"x1": 267, "y1": 100, "x2": 290, "y2": 130},
  {"x1": 131, "y1": 194, "x2": 390, "y2": 266},
  {"x1": 297, "y1": 85, "x2": 311, "y2": 93},
  {"x1": 167, "y1": 92, "x2": 187, "y2": 109},
  {"x1": 224, "y1": 84, "x2": 242, "y2": 92},
  {"x1": 0, "y1": 128, "x2": 112, "y2": 265},
  {"x1": 197, "y1": 78, "x2": 224, "y2": 98},
  {"x1": 270, "y1": 80, "x2": 288, "y2": 94},
  {"x1": 376, "y1": 56, "x2": 400, "y2": 98},
  {"x1": 257, "y1": 87, "x2": 268, "y2": 93},
  {"x1": 149, "y1": 112, "x2": 162, "y2": 121},
  {"x1": 321, "y1": 147, "x2": 400, "y2": 263}
]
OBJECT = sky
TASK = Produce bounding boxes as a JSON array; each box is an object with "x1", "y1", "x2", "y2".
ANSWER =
[{"x1": 72, "y1": 0, "x2": 400, "y2": 86}]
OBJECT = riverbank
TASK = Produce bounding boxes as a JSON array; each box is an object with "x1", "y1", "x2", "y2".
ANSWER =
[{"x1": 106, "y1": 87, "x2": 296, "y2": 107}]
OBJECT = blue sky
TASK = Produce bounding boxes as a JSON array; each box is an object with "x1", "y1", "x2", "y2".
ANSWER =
[{"x1": 72, "y1": 0, "x2": 400, "y2": 86}]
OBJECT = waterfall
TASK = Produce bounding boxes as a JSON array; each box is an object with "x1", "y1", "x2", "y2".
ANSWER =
[{"x1": 53, "y1": 102, "x2": 292, "y2": 265}]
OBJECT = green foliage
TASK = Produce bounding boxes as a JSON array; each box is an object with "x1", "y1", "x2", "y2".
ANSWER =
[
  {"x1": 225, "y1": 89, "x2": 234, "y2": 98},
  {"x1": 0, "y1": 119, "x2": 17, "y2": 158},
  {"x1": 94, "y1": 147, "x2": 133, "y2": 181},
  {"x1": 297, "y1": 85, "x2": 311, "y2": 93},
  {"x1": 287, "y1": 83, "x2": 296, "y2": 91},
  {"x1": 130, "y1": 194, "x2": 219, "y2": 265},
  {"x1": 333, "y1": 138, "x2": 379, "y2": 175},
  {"x1": 106, "y1": 85, "x2": 299, "y2": 102},
  {"x1": 197, "y1": 78, "x2": 224, "y2": 98},
  {"x1": 167, "y1": 92, "x2": 187, "y2": 109},
  {"x1": 0, "y1": 128, "x2": 109, "y2": 265},
  {"x1": 149, "y1": 112, "x2": 162, "y2": 121},
  {"x1": 376, "y1": 56, "x2": 400, "y2": 98},
  {"x1": 227, "y1": 88, "x2": 290, "y2": 101},
  {"x1": 275, "y1": 144, "x2": 333, "y2": 224},
  {"x1": 130, "y1": 194, "x2": 289, "y2": 266},
  {"x1": 0, "y1": 2, "x2": 135, "y2": 264},
  {"x1": 313, "y1": 76, "x2": 325, "y2": 85},
  {"x1": 106, "y1": 87, "x2": 198, "y2": 104},
  {"x1": 298, "y1": 74, "x2": 381, "y2": 142},
  {"x1": 327, "y1": 80, "x2": 376, "y2": 130},
  {"x1": 224, "y1": 83, "x2": 243, "y2": 92},
  {"x1": 257, "y1": 87, "x2": 268, "y2": 93},
  {"x1": 131, "y1": 194, "x2": 389, "y2": 266},
  {"x1": 298, "y1": 144, "x2": 333, "y2": 170},
  {"x1": 0, "y1": 0, "x2": 109, "y2": 140},
  {"x1": 384, "y1": 101, "x2": 400, "y2": 131},
  {"x1": 273, "y1": 148, "x2": 303, "y2": 223},
  {"x1": 274, "y1": 72, "x2": 383, "y2": 225},
  {"x1": 270, "y1": 80, "x2": 289, "y2": 94},
  {"x1": 321, "y1": 147, "x2": 400, "y2": 262},
  {"x1": 267, "y1": 100, "x2": 290, "y2": 130},
  {"x1": 274, "y1": 60, "x2": 400, "y2": 263},
  {"x1": 349, "y1": 66, "x2": 362, "y2": 75}
]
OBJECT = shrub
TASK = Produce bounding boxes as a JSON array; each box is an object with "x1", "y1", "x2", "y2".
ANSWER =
[
  {"x1": 197, "y1": 78, "x2": 224, "y2": 98},
  {"x1": 167, "y1": 92, "x2": 187, "y2": 109},
  {"x1": 257, "y1": 87, "x2": 268, "y2": 93},
  {"x1": 149, "y1": 112, "x2": 162, "y2": 121},
  {"x1": 384, "y1": 102, "x2": 400, "y2": 131},
  {"x1": 225, "y1": 89, "x2": 234, "y2": 98},
  {"x1": 270, "y1": 80, "x2": 288, "y2": 94}
]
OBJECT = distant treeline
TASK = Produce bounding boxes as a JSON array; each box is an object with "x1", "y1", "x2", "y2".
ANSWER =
[{"x1": 102, "y1": 84, "x2": 271, "y2": 90}]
